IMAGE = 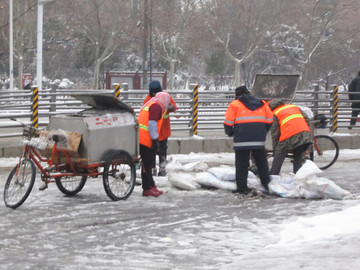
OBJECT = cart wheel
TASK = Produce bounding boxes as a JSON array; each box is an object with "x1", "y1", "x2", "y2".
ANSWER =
[
  {"x1": 103, "y1": 150, "x2": 136, "y2": 201},
  {"x1": 4, "y1": 159, "x2": 36, "y2": 209},
  {"x1": 55, "y1": 176, "x2": 87, "y2": 196}
]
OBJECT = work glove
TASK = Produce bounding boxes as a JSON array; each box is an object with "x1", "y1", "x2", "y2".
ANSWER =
[
  {"x1": 152, "y1": 139, "x2": 160, "y2": 154},
  {"x1": 224, "y1": 124, "x2": 234, "y2": 137}
]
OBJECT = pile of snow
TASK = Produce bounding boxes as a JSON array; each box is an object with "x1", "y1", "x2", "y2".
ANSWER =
[
  {"x1": 269, "y1": 160, "x2": 354, "y2": 200},
  {"x1": 167, "y1": 158, "x2": 354, "y2": 200}
]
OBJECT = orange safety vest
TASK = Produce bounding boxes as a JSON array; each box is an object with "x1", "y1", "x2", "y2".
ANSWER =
[
  {"x1": 273, "y1": 104, "x2": 310, "y2": 142},
  {"x1": 138, "y1": 100, "x2": 163, "y2": 148},
  {"x1": 143, "y1": 94, "x2": 177, "y2": 141},
  {"x1": 224, "y1": 100, "x2": 273, "y2": 126}
]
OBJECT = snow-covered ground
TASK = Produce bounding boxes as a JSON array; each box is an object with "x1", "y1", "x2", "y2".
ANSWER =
[{"x1": 0, "y1": 150, "x2": 360, "y2": 269}]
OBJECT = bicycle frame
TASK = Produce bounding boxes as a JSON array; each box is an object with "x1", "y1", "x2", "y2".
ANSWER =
[{"x1": 19, "y1": 142, "x2": 103, "y2": 185}]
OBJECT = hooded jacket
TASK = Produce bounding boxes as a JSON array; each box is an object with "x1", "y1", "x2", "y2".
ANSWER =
[
  {"x1": 224, "y1": 94, "x2": 273, "y2": 150},
  {"x1": 143, "y1": 93, "x2": 177, "y2": 140}
]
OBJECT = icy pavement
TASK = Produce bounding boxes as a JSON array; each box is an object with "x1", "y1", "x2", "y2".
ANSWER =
[{"x1": 0, "y1": 151, "x2": 360, "y2": 269}]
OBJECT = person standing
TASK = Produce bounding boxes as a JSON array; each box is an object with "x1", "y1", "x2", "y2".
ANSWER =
[
  {"x1": 268, "y1": 100, "x2": 313, "y2": 175},
  {"x1": 143, "y1": 80, "x2": 177, "y2": 176},
  {"x1": 348, "y1": 71, "x2": 360, "y2": 129},
  {"x1": 138, "y1": 91, "x2": 171, "y2": 197},
  {"x1": 224, "y1": 85, "x2": 273, "y2": 194}
]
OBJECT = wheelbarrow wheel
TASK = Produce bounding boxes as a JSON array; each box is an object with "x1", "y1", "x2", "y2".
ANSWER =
[
  {"x1": 55, "y1": 176, "x2": 87, "y2": 196},
  {"x1": 103, "y1": 150, "x2": 136, "y2": 201},
  {"x1": 4, "y1": 158, "x2": 36, "y2": 209}
]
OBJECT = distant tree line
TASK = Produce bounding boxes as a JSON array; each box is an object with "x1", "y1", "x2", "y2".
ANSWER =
[{"x1": 0, "y1": 0, "x2": 359, "y2": 90}]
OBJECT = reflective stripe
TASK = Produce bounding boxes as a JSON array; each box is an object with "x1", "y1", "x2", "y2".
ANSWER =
[
  {"x1": 273, "y1": 104, "x2": 296, "y2": 115},
  {"x1": 139, "y1": 124, "x2": 149, "y2": 131},
  {"x1": 233, "y1": 141, "x2": 265, "y2": 147},
  {"x1": 280, "y1": 114, "x2": 303, "y2": 126},
  {"x1": 143, "y1": 106, "x2": 150, "y2": 111},
  {"x1": 224, "y1": 119, "x2": 234, "y2": 125},
  {"x1": 235, "y1": 116, "x2": 273, "y2": 122},
  {"x1": 163, "y1": 114, "x2": 170, "y2": 119}
]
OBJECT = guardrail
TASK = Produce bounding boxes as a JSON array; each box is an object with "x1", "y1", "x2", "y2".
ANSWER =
[{"x1": 0, "y1": 84, "x2": 358, "y2": 139}]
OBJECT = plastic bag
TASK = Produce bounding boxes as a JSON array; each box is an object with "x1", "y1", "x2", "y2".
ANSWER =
[
  {"x1": 294, "y1": 160, "x2": 322, "y2": 182},
  {"x1": 183, "y1": 161, "x2": 208, "y2": 172},
  {"x1": 306, "y1": 177, "x2": 355, "y2": 200},
  {"x1": 168, "y1": 172, "x2": 200, "y2": 191},
  {"x1": 208, "y1": 166, "x2": 235, "y2": 181},
  {"x1": 195, "y1": 172, "x2": 237, "y2": 190}
]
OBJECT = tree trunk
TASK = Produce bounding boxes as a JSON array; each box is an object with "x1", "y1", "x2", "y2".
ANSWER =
[
  {"x1": 169, "y1": 59, "x2": 175, "y2": 90},
  {"x1": 298, "y1": 62, "x2": 310, "y2": 90},
  {"x1": 93, "y1": 59, "x2": 101, "y2": 89},
  {"x1": 142, "y1": 0, "x2": 149, "y2": 89},
  {"x1": 234, "y1": 61, "x2": 243, "y2": 87}
]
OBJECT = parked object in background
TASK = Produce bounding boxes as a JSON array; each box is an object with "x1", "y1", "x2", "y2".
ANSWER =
[{"x1": 348, "y1": 71, "x2": 360, "y2": 128}]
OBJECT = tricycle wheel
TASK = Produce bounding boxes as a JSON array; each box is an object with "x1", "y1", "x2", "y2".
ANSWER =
[
  {"x1": 4, "y1": 158, "x2": 36, "y2": 209},
  {"x1": 55, "y1": 176, "x2": 87, "y2": 196},
  {"x1": 103, "y1": 150, "x2": 136, "y2": 201}
]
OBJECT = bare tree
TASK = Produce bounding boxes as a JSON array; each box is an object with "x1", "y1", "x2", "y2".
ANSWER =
[
  {"x1": 278, "y1": 0, "x2": 360, "y2": 88},
  {"x1": 65, "y1": 0, "x2": 131, "y2": 89},
  {"x1": 200, "y1": 0, "x2": 285, "y2": 87},
  {"x1": 151, "y1": 0, "x2": 199, "y2": 90}
]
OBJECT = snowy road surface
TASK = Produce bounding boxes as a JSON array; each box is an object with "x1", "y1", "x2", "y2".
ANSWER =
[{"x1": 0, "y1": 151, "x2": 360, "y2": 270}]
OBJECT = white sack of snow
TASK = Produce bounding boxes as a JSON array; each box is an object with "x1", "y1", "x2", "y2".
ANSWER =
[
  {"x1": 247, "y1": 170, "x2": 257, "y2": 179},
  {"x1": 269, "y1": 174, "x2": 320, "y2": 198},
  {"x1": 294, "y1": 160, "x2": 322, "y2": 182},
  {"x1": 183, "y1": 161, "x2": 208, "y2": 171},
  {"x1": 306, "y1": 177, "x2": 355, "y2": 200},
  {"x1": 163, "y1": 156, "x2": 183, "y2": 171},
  {"x1": 208, "y1": 166, "x2": 235, "y2": 181},
  {"x1": 247, "y1": 177, "x2": 268, "y2": 192},
  {"x1": 168, "y1": 172, "x2": 200, "y2": 191},
  {"x1": 195, "y1": 172, "x2": 237, "y2": 190},
  {"x1": 268, "y1": 168, "x2": 354, "y2": 200}
]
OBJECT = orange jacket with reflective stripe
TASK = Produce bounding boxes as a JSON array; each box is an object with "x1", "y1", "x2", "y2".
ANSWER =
[
  {"x1": 224, "y1": 100, "x2": 273, "y2": 126},
  {"x1": 138, "y1": 100, "x2": 163, "y2": 148},
  {"x1": 143, "y1": 94, "x2": 177, "y2": 141},
  {"x1": 224, "y1": 99, "x2": 273, "y2": 149},
  {"x1": 273, "y1": 104, "x2": 310, "y2": 142}
]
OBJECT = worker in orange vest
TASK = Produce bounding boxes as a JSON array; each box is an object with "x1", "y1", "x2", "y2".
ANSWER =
[
  {"x1": 268, "y1": 100, "x2": 313, "y2": 175},
  {"x1": 143, "y1": 80, "x2": 177, "y2": 176},
  {"x1": 138, "y1": 91, "x2": 171, "y2": 197},
  {"x1": 224, "y1": 86, "x2": 273, "y2": 195}
]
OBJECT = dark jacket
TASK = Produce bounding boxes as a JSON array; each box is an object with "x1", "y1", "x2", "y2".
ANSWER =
[
  {"x1": 224, "y1": 94, "x2": 273, "y2": 150},
  {"x1": 349, "y1": 75, "x2": 360, "y2": 108}
]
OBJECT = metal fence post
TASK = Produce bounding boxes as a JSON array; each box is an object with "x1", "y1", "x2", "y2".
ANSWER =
[
  {"x1": 113, "y1": 83, "x2": 120, "y2": 98},
  {"x1": 31, "y1": 85, "x2": 39, "y2": 128},
  {"x1": 190, "y1": 83, "x2": 199, "y2": 136},
  {"x1": 331, "y1": 85, "x2": 338, "y2": 133},
  {"x1": 313, "y1": 83, "x2": 319, "y2": 116},
  {"x1": 50, "y1": 83, "x2": 56, "y2": 113},
  {"x1": 122, "y1": 83, "x2": 128, "y2": 100}
]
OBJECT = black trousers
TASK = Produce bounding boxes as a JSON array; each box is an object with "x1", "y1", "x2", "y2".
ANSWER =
[
  {"x1": 270, "y1": 143, "x2": 309, "y2": 175},
  {"x1": 140, "y1": 144, "x2": 156, "y2": 190},
  {"x1": 235, "y1": 149, "x2": 270, "y2": 191},
  {"x1": 158, "y1": 138, "x2": 168, "y2": 169},
  {"x1": 350, "y1": 108, "x2": 360, "y2": 126}
]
